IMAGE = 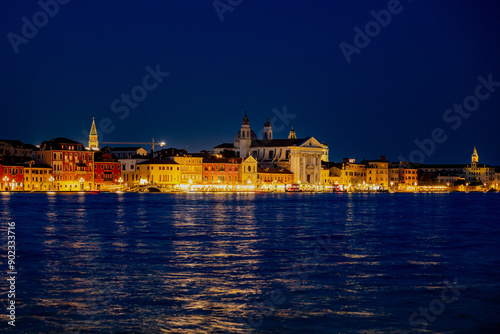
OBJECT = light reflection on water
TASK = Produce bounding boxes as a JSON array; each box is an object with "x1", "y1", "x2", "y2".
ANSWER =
[{"x1": 0, "y1": 192, "x2": 499, "y2": 333}]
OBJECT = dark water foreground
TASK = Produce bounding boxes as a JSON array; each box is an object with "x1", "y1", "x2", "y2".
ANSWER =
[{"x1": 0, "y1": 192, "x2": 499, "y2": 333}]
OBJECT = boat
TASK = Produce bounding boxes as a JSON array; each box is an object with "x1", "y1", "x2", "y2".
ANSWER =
[
  {"x1": 333, "y1": 185, "x2": 342, "y2": 193},
  {"x1": 90, "y1": 189, "x2": 100, "y2": 194}
]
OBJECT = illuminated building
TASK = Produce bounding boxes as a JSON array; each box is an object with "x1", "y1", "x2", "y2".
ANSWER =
[
  {"x1": 402, "y1": 167, "x2": 418, "y2": 186},
  {"x1": 202, "y1": 157, "x2": 241, "y2": 184},
  {"x1": 0, "y1": 163, "x2": 24, "y2": 191},
  {"x1": 338, "y1": 160, "x2": 366, "y2": 187},
  {"x1": 135, "y1": 159, "x2": 181, "y2": 188},
  {"x1": 35, "y1": 138, "x2": 94, "y2": 191},
  {"x1": 214, "y1": 112, "x2": 326, "y2": 185},
  {"x1": 257, "y1": 167, "x2": 294, "y2": 190},
  {"x1": 239, "y1": 156, "x2": 258, "y2": 185},
  {"x1": 23, "y1": 162, "x2": 53, "y2": 191},
  {"x1": 119, "y1": 157, "x2": 148, "y2": 185},
  {"x1": 463, "y1": 146, "x2": 495, "y2": 185},
  {"x1": 366, "y1": 158, "x2": 390, "y2": 189},
  {"x1": 94, "y1": 153, "x2": 122, "y2": 190},
  {"x1": 171, "y1": 155, "x2": 203, "y2": 184}
]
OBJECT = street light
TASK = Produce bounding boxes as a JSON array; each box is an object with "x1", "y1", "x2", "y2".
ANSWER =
[
  {"x1": 118, "y1": 177, "x2": 123, "y2": 191},
  {"x1": 49, "y1": 176, "x2": 54, "y2": 191},
  {"x1": 79, "y1": 177, "x2": 85, "y2": 191}
]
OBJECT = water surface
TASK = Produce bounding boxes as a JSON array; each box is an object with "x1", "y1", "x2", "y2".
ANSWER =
[{"x1": 1, "y1": 192, "x2": 499, "y2": 333}]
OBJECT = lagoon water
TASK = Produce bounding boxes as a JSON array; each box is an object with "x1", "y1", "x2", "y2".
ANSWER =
[{"x1": 1, "y1": 192, "x2": 500, "y2": 333}]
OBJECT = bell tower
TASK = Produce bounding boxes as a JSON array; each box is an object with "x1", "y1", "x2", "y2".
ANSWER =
[
  {"x1": 239, "y1": 111, "x2": 251, "y2": 158},
  {"x1": 88, "y1": 117, "x2": 99, "y2": 149},
  {"x1": 288, "y1": 126, "x2": 297, "y2": 139},
  {"x1": 263, "y1": 117, "x2": 272, "y2": 140},
  {"x1": 471, "y1": 146, "x2": 478, "y2": 167}
]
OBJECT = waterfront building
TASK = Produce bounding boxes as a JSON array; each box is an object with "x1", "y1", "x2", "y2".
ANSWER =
[
  {"x1": 135, "y1": 159, "x2": 181, "y2": 187},
  {"x1": 214, "y1": 112, "x2": 326, "y2": 185},
  {"x1": 402, "y1": 167, "x2": 418, "y2": 186},
  {"x1": 88, "y1": 117, "x2": 99, "y2": 149},
  {"x1": 35, "y1": 137, "x2": 94, "y2": 191},
  {"x1": 339, "y1": 161, "x2": 367, "y2": 188},
  {"x1": 414, "y1": 147, "x2": 494, "y2": 187},
  {"x1": 366, "y1": 158, "x2": 390, "y2": 189},
  {"x1": 463, "y1": 146, "x2": 495, "y2": 185},
  {"x1": 389, "y1": 166, "x2": 400, "y2": 187},
  {"x1": 257, "y1": 167, "x2": 294, "y2": 190},
  {"x1": 321, "y1": 166, "x2": 331, "y2": 186},
  {"x1": 171, "y1": 155, "x2": 203, "y2": 184},
  {"x1": 23, "y1": 161, "x2": 53, "y2": 191},
  {"x1": 202, "y1": 157, "x2": 241, "y2": 184},
  {"x1": 320, "y1": 161, "x2": 341, "y2": 188},
  {"x1": 94, "y1": 153, "x2": 122, "y2": 190},
  {"x1": 119, "y1": 156, "x2": 149, "y2": 185},
  {"x1": 0, "y1": 163, "x2": 24, "y2": 191},
  {"x1": 239, "y1": 156, "x2": 258, "y2": 185}
]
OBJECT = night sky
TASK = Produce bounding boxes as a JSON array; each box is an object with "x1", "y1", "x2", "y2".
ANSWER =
[{"x1": 1, "y1": 1, "x2": 500, "y2": 164}]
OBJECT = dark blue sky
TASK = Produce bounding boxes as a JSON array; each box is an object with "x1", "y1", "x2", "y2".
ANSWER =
[{"x1": 2, "y1": 1, "x2": 500, "y2": 164}]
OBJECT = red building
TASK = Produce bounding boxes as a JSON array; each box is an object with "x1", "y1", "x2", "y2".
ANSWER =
[
  {"x1": 0, "y1": 163, "x2": 24, "y2": 191},
  {"x1": 202, "y1": 158, "x2": 241, "y2": 184},
  {"x1": 94, "y1": 153, "x2": 122, "y2": 190},
  {"x1": 36, "y1": 137, "x2": 94, "y2": 191}
]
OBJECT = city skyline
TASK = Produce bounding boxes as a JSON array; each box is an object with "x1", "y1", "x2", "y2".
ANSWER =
[
  {"x1": 1, "y1": 1, "x2": 500, "y2": 165},
  {"x1": 1, "y1": 114, "x2": 496, "y2": 167}
]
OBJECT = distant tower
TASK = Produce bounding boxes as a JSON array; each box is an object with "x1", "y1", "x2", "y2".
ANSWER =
[
  {"x1": 89, "y1": 117, "x2": 99, "y2": 149},
  {"x1": 471, "y1": 146, "x2": 478, "y2": 166},
  {"x1": 321, "y1": 142, "x2": 329, "y2": 162},
  {"x1": 239, "y1": 111, "x2": 252, "y2": 157},
  {"x1": 288, "y1": 126, "x2": 297, "y2": 139},
  {"x1": 263, "y1": 117, "x2": 273, "y2": 140}
]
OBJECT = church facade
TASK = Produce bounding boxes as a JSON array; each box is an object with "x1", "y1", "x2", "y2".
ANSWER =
[{"x1": 214, "y1": 112, "x2": 328, "y2": 185}]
